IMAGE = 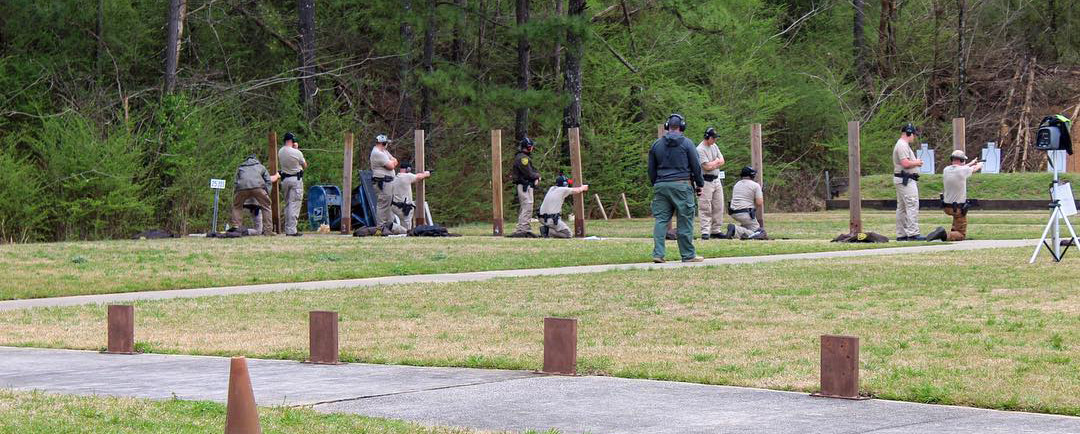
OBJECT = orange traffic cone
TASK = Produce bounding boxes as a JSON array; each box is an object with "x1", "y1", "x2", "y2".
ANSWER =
[{"x1": 225, "y1": 357, "x2": 261, "y2": 434}]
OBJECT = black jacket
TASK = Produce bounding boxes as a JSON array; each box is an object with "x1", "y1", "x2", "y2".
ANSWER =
[
  {"x1": 648, "y1": 132, "x2": 704, "y2": 187},
  {"x1": 512, "y1": 151, "x2": 541, "y2": 185}
]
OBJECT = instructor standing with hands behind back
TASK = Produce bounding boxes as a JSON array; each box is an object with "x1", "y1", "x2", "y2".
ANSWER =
[
  {"x1": 278, "y1": 132, "x2": 307, "y2": 236},
  {"x1": 649, "y1": 114, "x2": 705, "y2": 263}
]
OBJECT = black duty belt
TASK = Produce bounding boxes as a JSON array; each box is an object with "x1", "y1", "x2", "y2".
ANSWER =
[
  {"x1": 280, "y1": 170, "x2": 303, "y2": 180},
  {"x1": 392, "y1": 200, "x2": 416, "y2": 215},
  {"x1": 515, "y1": 180, "x2": 537, "y2": 192},
  {"x1": 374, "y1": 175, "x2": 394, "y2": 190},
  {"x1": 894, "y1": 172, "x2": 920, "y2": 186},
  {"x1": 537, "y1": 212, "x2": 561, "y2": 225},
  {"x1": 729, "y1": 208, "x2": 756, "y2": 220},
  {"x1": 703, "y1": 174, "x2": 719, "y2": 182},
  {"x1": 940, "y1": 194, "x2": 970, "y2": 215}
]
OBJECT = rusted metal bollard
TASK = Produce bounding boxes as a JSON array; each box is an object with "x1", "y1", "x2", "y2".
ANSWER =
[
  {"x1": 542, "y1": 317, "x2": 578, "y2": 375},
  {"x1": 811, "y1": 334, "x2": 868, "y2": 399},
  {"x1": 307, "y1": 311, "x2": 341, "y2": 364},
  {"x1": 105, "y1": 305, "x2": 136, "y2": 354}
]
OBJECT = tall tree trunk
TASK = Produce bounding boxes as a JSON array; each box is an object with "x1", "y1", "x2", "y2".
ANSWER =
[
  {"x1": 420, "y1": 0, "x2": 436, "y2": 133},
  {"x1": 553, "y1": 0, "x2": 563, "y2": 83},
  {"x1": 927, "y1": 0, "x2": 945, "y2": 120},
  {"x1": 877, "y1": 0, "x2": 897, "y2": 78},
  {"x1": 398, "y1": 0, "x2": 416, "y2": 136},
  {"x1": 475, "y1": 0, "x2": 486, "y2": 70},
  {"x1": 956, "y1": 0, "x2": 966, "y2": 118},
  {"x1": 515, "y1": 0, "x2": 530, "y2": 141},
  {"x1": 95, "y1": 0, "x2": 105, "y2": 76},
  {"x1": 298, "y1": 0, "x2": 317, "y2": 121},
  {"x1": 562, "y1": 0, "x2": 584, "y2": 131},
  {"x1": 852, "y1": 0, "x2": 871, "y2": 104},
  {"x1": 451, "y1": 0, "x2": 466, "y2": 63},
  {"x1": 163, "y1": 0, "x2": 187, "y2": 94}
]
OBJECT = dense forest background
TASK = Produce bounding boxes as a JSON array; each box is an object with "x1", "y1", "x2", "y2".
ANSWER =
[{"x1": 1, "y1": 0, "x2": 1078, "y2": 242}]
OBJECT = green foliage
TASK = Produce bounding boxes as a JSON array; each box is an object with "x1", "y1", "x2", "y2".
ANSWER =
[{"x1": 0, "y1": 151, "x2": 44, "y2": 242}]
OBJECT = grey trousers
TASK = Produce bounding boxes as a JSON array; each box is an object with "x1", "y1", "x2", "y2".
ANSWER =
[
  {"x1": 698, "y1": 179, "x2": 725, "y2": 235},
  {"x1": 375, "y1": 183, "x2": 394, "y2": 227},
  {"x1": 281, "y1": 176, "x2": 304, "y2": 234},
  {"x1": 732, "y1": 212, "x2": 759, "y2": 239},
  {"x1": 515, "y1": 185, "x2": 534, "y2": 234},
  {"x1": 542, "y1": 216, "x2": 572, "y2": 238},
  {"x1": 894, "y1": 179, "x2": 920, "y2": 237},
  {"x1": 390, "y1": 203, "x2": 414, "y2": 235}
]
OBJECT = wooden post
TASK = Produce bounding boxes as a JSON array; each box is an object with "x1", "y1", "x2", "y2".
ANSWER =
[
  {"x1": 594, "y1": 194, "x2": 608, "y2": 220},
  {"x1": 542, "y1": 317, "x2": 578, "y2": 375},
  {"x1": 569, "y1": 127, "x2": 586, "y2": 237},
  {"x1": 491, "y1": 130, "x2": 504, "y2": 236},
  {"x1": 953, "y1": 117, "x2": 966, "y2": 152},
  {"x1": 105, "y1": 305, "x2": 135, "y2": 354},
  {"x1": 811, "y1": 335, "x2": 865, "y2": 400},
  {"x1": 341, "y1": 132, "x2": 354, "y2": 234},
  {"x1": 268, "y1": 131, "x2": 281, "y2": 234},
  {"x1": 750, "y1": 124, "x2": 765, "y2": 227},
  {"x1": 657, "y1": 124, "x2": 664, "y2": 140},
  {"x1": 848, "y1": 121, "x2": 863, "y2": 234},
  {"x1": 621, "y1": 193, "x2": 632, "y2": 219},
  {"x1": 308, "y1": 311, "x2": 340, "y2": 365},
  {"x1": 414, "y1": 129, "x2": 427, "y2": 226}
]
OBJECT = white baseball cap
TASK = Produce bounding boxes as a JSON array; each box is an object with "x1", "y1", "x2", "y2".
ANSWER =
[{"x1": 375, "y1": 134, "x2": 391, "y2": 143}]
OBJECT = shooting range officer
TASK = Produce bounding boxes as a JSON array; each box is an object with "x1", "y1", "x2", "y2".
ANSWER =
[
  {"x1": 278, "y1": 132, "x2": 308, "y2": 236},
  {"x1": 510, "y1": 137, "x2": 542, "y2": 237},
  {"x1": 893, "y1": 123, "x2": 926, "y2": 241},
  {"x1": 385, "y1": 162, "x2": 431, "y2": 235},
  {"x1": 727, "y1": 166, "x2": 765, "y2": 240},
  {"x1": 370, "y1": 134, "x2": 399, "y2": 227},
  {"x1": 230, "y1": 154, "x2": 279, "y2": 235},
  {"x1": 929, "y1": 150, "x2": 982, "y2": 241},
  {"x1": 537, "y1": 173, "x2": 589, "y2": 238},
  {"x1": 649, "y1": 113, "x2": 705, "y2": 263},
  {"x1": 697, "y1": 127, "x2": 727, "y2": 239}
]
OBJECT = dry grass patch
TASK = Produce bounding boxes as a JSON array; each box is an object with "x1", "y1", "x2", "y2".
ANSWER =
[{"x1": 0, "y1": 247, "x2": 1076, "y2": 415}]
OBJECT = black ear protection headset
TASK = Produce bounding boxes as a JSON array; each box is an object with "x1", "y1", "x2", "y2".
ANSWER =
[{"x1": 664, "y1": 114, "x2": 687, "y2": 131}]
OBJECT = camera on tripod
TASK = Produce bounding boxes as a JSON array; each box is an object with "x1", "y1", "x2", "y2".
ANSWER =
[{"x1": 1034, "y1": 115, "x2": 1073, "y2": 154}]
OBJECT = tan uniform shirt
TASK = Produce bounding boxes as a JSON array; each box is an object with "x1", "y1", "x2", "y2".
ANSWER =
[
  {"x1": 538, "y1": 187, "x2": 574, "y2": 215},
  {"x1": 278, "y1": 146, "x2": 306, "y2": 174},
  {"x1": 389, "y1": 173, "x2": 418, "y2": 204},
  {"x1": 942, "y1": 165, "x2": 974, "y2": 204},
  {"x1": 696, "y1": 142, "x2": 724, "y2": 177},
  {"x1": 370, "y1": 147, "x2": 395, "y2": 178},
  {"x1": 730, "y1": 179, "x2": 763, "y2": 210},
  {"x1": 892, "y1": 139, "x2": 917, "y2": 175}
]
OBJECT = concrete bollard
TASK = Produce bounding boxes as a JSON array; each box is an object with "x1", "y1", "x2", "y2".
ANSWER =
[
  {"x1": 225, "y1": 357, "x2": 261, "y2": 434},
  {"x1": 105, "y1": 305, "x2": 136, "y2": 354},
  {"x1": 812, "y1": 334, "x2": 868, "y2": 399},
  {"x1": 307, "y1": 311, "x2": 341, "y2": 365},
  {"x1": 542, "y1": 317, "x2": 578, "y2": 375}
]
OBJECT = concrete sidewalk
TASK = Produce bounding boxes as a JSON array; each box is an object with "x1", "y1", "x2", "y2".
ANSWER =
[
  {"x1": 1, "y1": 347, "x2": 1076, "y2": 434},
  {"x1": 0, "y1": 239, "x2": 1034, "y2": 311}
]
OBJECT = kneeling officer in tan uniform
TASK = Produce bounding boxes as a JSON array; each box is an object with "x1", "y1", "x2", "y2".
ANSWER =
[
  {"x1": 928, "y1": 150, "x2": 982, "y2": 241},
  {"x1": 726, "y1": 166, "x2": 765, "y2": 240},
  {"x1": 537, "y1": 173, "x2": 589, "y2": 238}
]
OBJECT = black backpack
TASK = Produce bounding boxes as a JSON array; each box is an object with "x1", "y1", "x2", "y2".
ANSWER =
[{"x1": 410, "y1": 224, "x2": 451, "y2": 237}]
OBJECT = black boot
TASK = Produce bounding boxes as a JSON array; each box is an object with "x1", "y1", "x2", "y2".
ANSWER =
[
  {"x1": 926, "y1": 226, "x2": 947, "y2": 242},
  {"x1": 726, "y1": 224, "x2": 736, "y2": 239},
  {"x1": 539, "y1": 225, "x2": 550, "y2": 238}
]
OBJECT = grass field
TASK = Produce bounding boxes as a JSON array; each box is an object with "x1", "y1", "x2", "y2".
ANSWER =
[
  {"x1": 0, "y1": 390, "x2": 484, "y2": 434},
  {"x1": 2, "y1": 247, "x2": 1076, "y2": 415},
  {"x1": 843, "y1": 172, "x2": 1079, "y2": 200},
  {"x1": 451, "y1": 210, "x2": 1049, "y2": 240},
  {"x1": 0, "y1": 230, "x2": 916, "y2": 300}
]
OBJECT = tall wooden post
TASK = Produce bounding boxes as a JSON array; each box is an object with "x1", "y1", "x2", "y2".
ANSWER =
[
  {"x1": 848, "y1": 121, "x2": 863, "y2": 234},
  {"x1": 414, "y1": 130, "x2": 427, "y2": 226},
  {"x1": 750, "y1": 124, "x2": 765, "y2": 227},
  {"x1": 952, "y1": 117, "x2": 965, "y2": 152},
  {"x1": 341, "y1": 132, "x2": 354, "y2": 234},
  {"x1": 657, "y1": 124, "x2": 664, "y2": 140},
  {"x1": 491, "y1": 130, "x2": 504, "y2": 236},
  {"x1": 268, "y1": 131, "x2": 281, "y2": 233},
  {"x1": 569, "y1": 127, "x2": 586, "y2": 237}
]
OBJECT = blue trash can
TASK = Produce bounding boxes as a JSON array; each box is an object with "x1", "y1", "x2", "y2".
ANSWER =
[{"x1": 307, "y1": 185, "x2": 342, "y2": 230}]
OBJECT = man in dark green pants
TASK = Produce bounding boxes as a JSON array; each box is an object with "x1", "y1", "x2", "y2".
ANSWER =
[{"x1": 648, "y1": 114, "x2": 705, "y2": 263}]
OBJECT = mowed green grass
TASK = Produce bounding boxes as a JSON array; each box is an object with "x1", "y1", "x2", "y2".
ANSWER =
[
  {"x1": 844, "y1": 172, "x2": 1080, "y2": 200},
  {"x1": 2, "y1": 247, "x2": 1076, "y2": 415},
  {"x1": 0, "y1": 232, "x2": 908, "y2": 300},
  {"x1": 452, "y1": 210, "x2": 1049, "y2": 240},
  {"x1": 0, "y1": 390, "x2": 484, "y2": 434}
]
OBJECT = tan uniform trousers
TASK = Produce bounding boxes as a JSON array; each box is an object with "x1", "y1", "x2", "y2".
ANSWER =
[
  {"x1": 732, "y1": 212, "x2": 760, "y2": 239},
  {"x1": 698, "y1": 179, "x2": 725, "y2": 235},
  {"x1": 388, "y1": 203, "x2": 414, "y2": 235},
  {"x1": 894, "y1": 178, "x2": 920, "y2": 237},
  {"x1": 281, "y1": 176, "x2": 304, "y2": 235},
  {"x1": 542, "y1": 216, "x2": 572, "y2": 238},
  {"x1": 375, "y1": 182, "x2": 394, "y2": 227},
  {"x1": 943, "y1": 206, "x2": 968, "y2": 241},
  {"x1": 231, "y1": 188, "x2": 273, "y2": 235},
  {"x1": 515, "y1": 184, "x2": 534, "y2": 234}
]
